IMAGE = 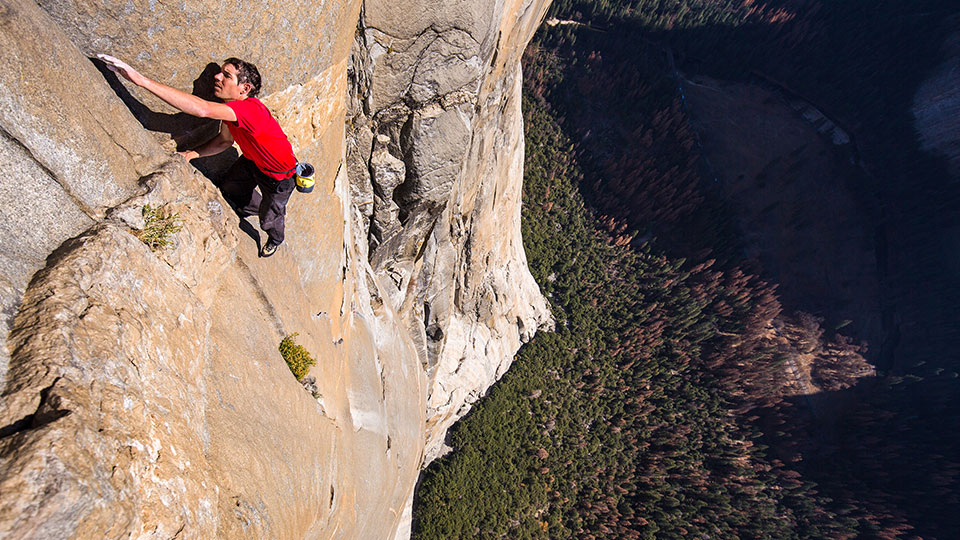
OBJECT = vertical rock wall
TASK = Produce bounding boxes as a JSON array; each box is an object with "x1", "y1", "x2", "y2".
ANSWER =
[
  {"x1": 0, "y1": 0, "x2": 550, "y2": 537},
  {"x1": 347, "y1": 0, "x2": 552, "y2": 464}
]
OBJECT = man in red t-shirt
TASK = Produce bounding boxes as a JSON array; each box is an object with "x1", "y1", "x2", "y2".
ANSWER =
[{"x1": 99, "y1": 55, "x2": 296, "y2": 258}]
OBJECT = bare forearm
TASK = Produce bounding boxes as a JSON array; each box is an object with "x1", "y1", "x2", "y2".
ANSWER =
[
  {"x1": 181, "y1": 131, "x2": 233, "y2": 160},
  {"x1": 98, "y1": 55, "x2": 236, "y2": 122},
  {"x1": 137, "y1": 77, "x2": 216, "y2": 118}
]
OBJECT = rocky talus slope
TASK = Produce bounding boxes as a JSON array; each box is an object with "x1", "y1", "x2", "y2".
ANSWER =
[{"x1": 0, "y1": 0, "x2": 550, "y2": 537}]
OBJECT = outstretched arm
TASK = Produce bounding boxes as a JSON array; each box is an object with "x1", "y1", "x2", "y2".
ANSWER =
[
  {"x1": 179, "y1": 122, "x2": 235, "y2": 161},
  {"x1": 98, "y1": 54, "x2": 237, "y2": 123}
]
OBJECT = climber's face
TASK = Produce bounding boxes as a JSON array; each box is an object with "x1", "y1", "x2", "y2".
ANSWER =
[{"x1": 213, "y1": 63, "x2": 249, "y2": 101}]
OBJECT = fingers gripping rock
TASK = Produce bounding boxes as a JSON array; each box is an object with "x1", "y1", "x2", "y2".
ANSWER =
[{"x1": 96, "y1": 54, "x2": 131, "y2": 73}]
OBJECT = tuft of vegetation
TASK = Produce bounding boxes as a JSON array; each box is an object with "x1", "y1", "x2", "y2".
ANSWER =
[
  {"x1": 279, "y1": 332, "x2": 316, "y2": 381},
  {"x1": 136, "y1": 204, "x2": 182, "y2": 252}
]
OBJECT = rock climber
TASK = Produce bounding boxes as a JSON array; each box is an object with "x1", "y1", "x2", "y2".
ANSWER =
[{"x1": 98, "y1": 54, "x2": 296, "y2": 258}]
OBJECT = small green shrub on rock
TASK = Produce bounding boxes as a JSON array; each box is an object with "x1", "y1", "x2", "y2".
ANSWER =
[
  {"x1": 279, "y1": 332, "x2": 316, "y2": 381},
  {"x1": 136, "y1": 204, "x2": 182, "y2": 252}
]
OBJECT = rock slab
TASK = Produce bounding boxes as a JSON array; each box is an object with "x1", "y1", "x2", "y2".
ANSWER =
[{"x1": 0, "y1": 0, "x2": 551, "y2": 537}]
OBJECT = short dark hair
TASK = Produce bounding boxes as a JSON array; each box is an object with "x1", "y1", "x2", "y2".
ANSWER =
[{"x1": 223, "y1": 57, "x2": 262, "y2": 98}]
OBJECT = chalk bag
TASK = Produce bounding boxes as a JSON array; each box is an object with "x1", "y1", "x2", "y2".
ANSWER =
[{"x1": 295, "y1": 162, "x2": 316, "y2": 193}]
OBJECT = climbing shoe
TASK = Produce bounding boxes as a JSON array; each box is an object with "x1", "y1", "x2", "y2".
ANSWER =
[{"x1": 260, "y1": 240, "x2": 281, "y2": 258}]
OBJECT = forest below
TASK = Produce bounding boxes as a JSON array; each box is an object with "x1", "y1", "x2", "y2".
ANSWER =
[{"x1": 413, "y1": 0, "x2": 960, "y2": 538}]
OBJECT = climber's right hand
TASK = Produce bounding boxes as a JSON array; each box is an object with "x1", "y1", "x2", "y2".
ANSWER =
[{"x1": 97, "y1": 54, "x2": 146, "y2": 86}]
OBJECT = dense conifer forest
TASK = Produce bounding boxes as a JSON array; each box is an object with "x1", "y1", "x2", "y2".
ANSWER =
[{"x1": 414, "y1": 1, "x2": 960, "y2": 538}]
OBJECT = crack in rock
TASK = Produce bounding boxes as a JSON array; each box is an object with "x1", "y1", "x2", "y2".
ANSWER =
[{"x1": 0, "y1": 377, "x2": 71, "y2": 440}]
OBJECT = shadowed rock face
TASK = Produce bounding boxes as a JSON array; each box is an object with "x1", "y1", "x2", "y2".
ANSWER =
[
  {"x1": 913, "y1": 31, "x2": 960, "y2": 181},
  {"x1": 0, "y1": 0, "x2": 549, "y2": 538}
]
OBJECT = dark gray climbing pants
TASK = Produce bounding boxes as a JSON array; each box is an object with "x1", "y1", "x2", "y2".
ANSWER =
[{"x1": 220, "y1": 156, "x2": 295, "y2": 245}]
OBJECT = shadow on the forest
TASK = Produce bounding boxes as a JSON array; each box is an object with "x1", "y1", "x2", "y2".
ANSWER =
[{"x1": 535, "y1": 2, "x2": 960, "y2": 536}]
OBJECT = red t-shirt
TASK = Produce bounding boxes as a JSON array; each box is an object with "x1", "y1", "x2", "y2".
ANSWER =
[{"x1": 224, "y1": 98, "x2": 297, "y2": 180}]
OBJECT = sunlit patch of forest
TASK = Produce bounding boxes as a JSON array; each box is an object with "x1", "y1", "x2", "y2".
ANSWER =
[{"x1": 413, "y1": 1, "x2": 960, "y2": 538}]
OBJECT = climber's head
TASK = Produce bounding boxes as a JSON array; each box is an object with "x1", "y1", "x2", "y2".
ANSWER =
[{"x1": 214, "y1": 58, "x2": 262, "y2": 101}]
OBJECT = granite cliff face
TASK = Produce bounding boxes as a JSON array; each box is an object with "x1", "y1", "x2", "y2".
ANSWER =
[
  {"x1": 346, "y1": 0, "x2": 552, "y2": 464},
  {"x1": 0, "y1": 0, "x2": 550, "y2": 537}
]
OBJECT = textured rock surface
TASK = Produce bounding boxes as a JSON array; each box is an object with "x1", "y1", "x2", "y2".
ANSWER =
[
  {"x1": 0, "y1": 0, "x2": 165, "y2": 382},
  {"x1": 1, "y1": 0, "x2": 550, "y2": 537},
  {"x1": 37, "y1": 0, "x2": 355, "y2": 103},
  {"x1": 348, "y1": 0, "x2": 553, "y2": 464}
]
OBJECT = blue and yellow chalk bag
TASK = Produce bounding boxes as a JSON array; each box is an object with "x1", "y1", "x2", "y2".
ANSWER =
[{"x1": 295, "y1": 162, "x2": 315, "y2": 193}]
